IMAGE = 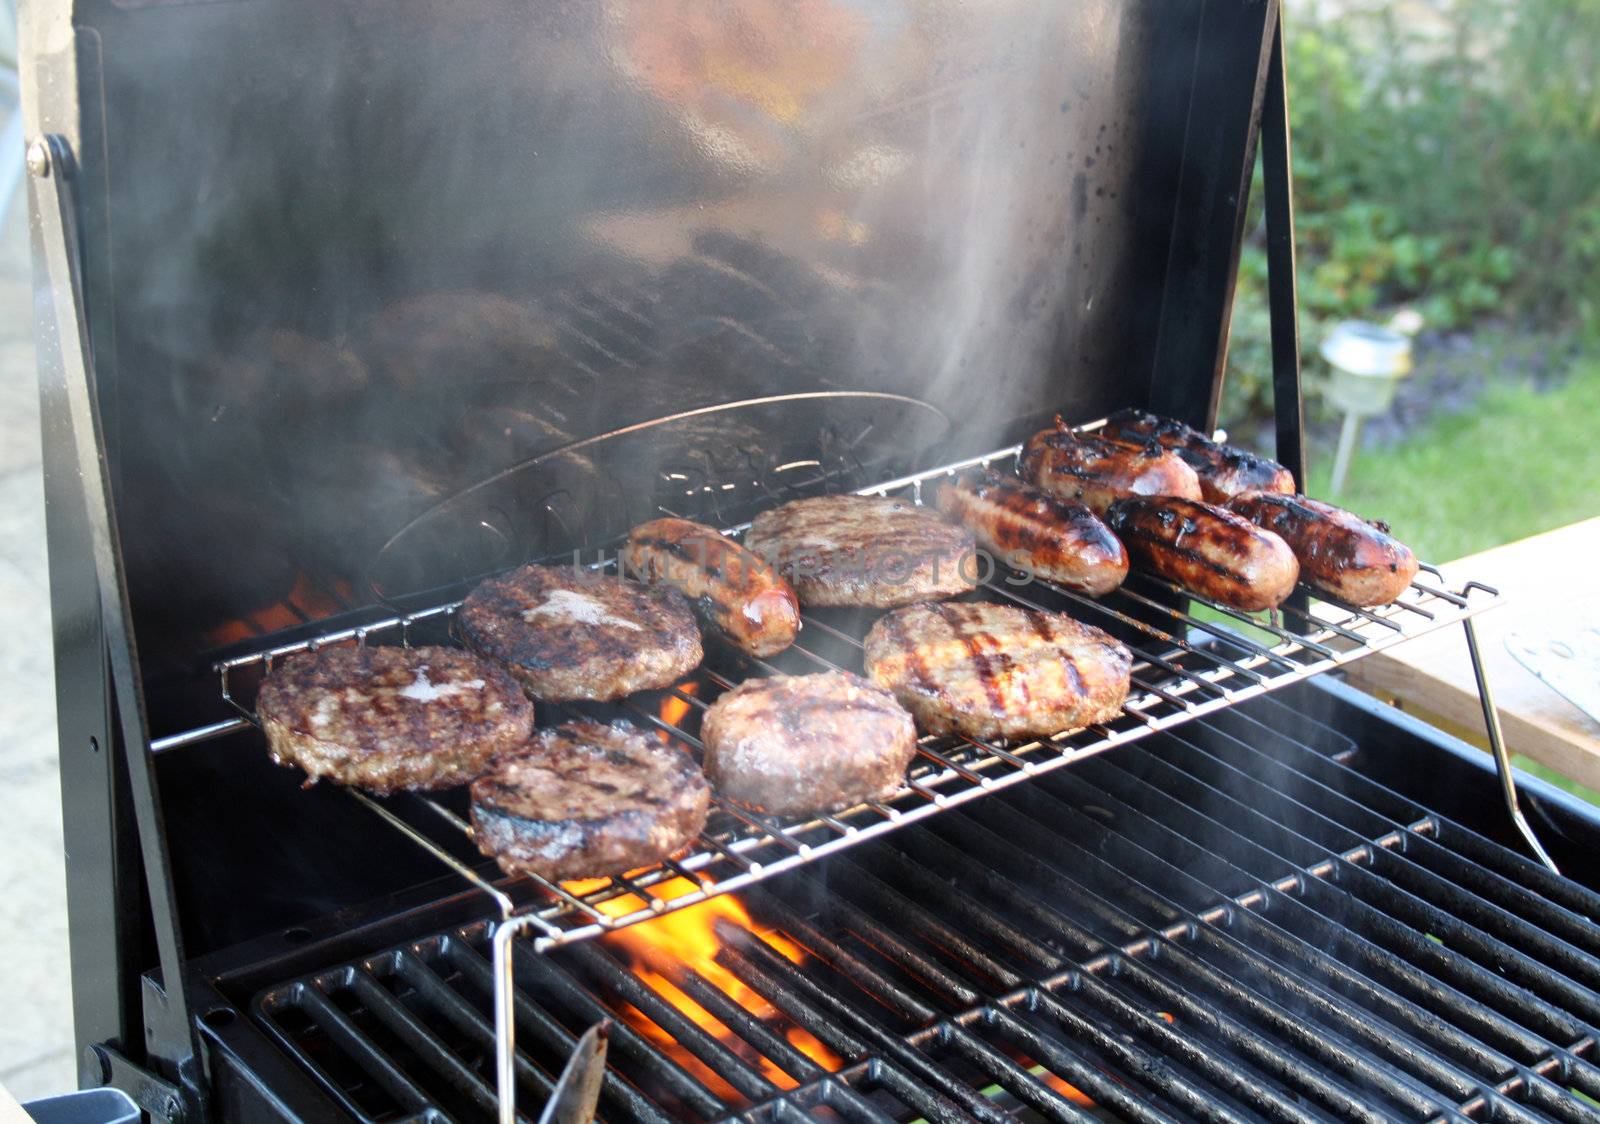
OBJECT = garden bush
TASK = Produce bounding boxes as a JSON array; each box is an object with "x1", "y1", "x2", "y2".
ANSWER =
[{"x1": 1222, "y1": 0, "x2": 1600, "y2": 423}]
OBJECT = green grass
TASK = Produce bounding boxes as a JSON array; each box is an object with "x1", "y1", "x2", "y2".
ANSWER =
[
  {"x1": 1306, "y1": 361, "x2": 1600, "y2": 564},
  {"x1": 1514, "y1": 755, "x2": 1600, "y2": 805}
]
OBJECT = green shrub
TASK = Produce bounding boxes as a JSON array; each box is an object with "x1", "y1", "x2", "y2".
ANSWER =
[{"x1": 1221, "y1": 0, "x2": 1600, "y2": 423}]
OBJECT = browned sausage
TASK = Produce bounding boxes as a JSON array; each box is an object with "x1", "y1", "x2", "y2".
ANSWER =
[
  {"x1": 1227, "y1": 492, "x2": 1418, "y2": 607},
  {"x1": 934, "y1": 469, "x2": 1128, "y2": 596},
  {"x1": 1020, "y1": 424, "x2": 1201, "y2": 515},
  {"x1": 1105, "y1": 495, "x2": 1299, "y2": 611},
  {"x1": 1101, "y1": 408, "x2": 1294, "y2": 502},
  {"x1": 622, "y1": 518, "x2": 800, "y2": 657}
]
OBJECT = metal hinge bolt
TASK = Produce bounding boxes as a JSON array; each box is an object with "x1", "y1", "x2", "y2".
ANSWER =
[{"x1": 26, "y1": 139, "x2": 51, "y2": 178}]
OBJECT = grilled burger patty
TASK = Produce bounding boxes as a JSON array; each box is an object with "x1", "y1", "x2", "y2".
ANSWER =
[
  {"x1": 865, "y1": 601, "x2": 1132, "y2": 741},
  {"x1": 1019, "y1": 425, "x2": 1202, "y2": 515},
  {"x1": 470, "y1": 720, "x2": 710, "y2": 881},
  {"x1": 1101, "y1": 408, "x2": 1295, "y2": 502},
  {"x1": 257, "y1": 645, "x2": 534, "y2": 793},
  {"x1": 700, "y1": 672, "x2": 918, "y2": 815},
  {"x1": 622, "y1": 517, "x2": 801, "y2": 658},
  {"x1": 1227, "y1": 491, "x2": 1418, "y2": 606},
  {"x1": 744, "y1": 495, "x2": 976, "y2": 608},
  {"x1": 456, "y1": 565, "x2": 702, "y2": 701},
  {"x1": 935, "y1": 469, "x2": 1128, "y2": 596}
]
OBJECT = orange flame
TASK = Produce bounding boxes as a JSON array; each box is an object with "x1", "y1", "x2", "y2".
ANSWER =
[
  {"x1": 1031, "y1": 1066, "x2": 1096, "y2": 1107},
  {"x1": 1019, "y1": 1012, "x2": 1173, "y2": 1106},
  {"x1": 584, "y1": 877, "x2": 843, "y2": 1099},
  {"x1": 657, "y1": 682, "x2": 697, "y2": 741},
  {"x1": 206, "y1": 572, "x2": 351, "y2": 648}
]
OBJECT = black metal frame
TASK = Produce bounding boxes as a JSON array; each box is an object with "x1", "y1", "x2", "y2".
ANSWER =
[{"x1": 28, "y1": 132, "x2": 205, "y2": 1119}]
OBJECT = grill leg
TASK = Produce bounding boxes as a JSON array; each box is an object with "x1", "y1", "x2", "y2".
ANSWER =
[{"x1": 1462, "y1": 617, "x2": 1560, "y2": 874}]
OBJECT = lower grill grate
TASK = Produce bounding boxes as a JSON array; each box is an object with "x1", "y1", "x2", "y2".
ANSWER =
[{"x1": 247, "y1": 694, "x2": 1600, "y2": 1122}]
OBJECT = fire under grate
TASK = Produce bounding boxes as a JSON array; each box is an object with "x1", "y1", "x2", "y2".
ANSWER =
[
  {"x1": 160, "y1": 437, "x2": 1502, "y2": 949},
  {"x1": 247, "y1": 695, "x2": 1600, "y2": 1123}
]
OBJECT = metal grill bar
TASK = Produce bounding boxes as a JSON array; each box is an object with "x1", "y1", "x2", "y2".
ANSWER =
[
  {"x1": 978, "y1": 770, "x2": 1508, "y2": 1116},
  {"x1": 1131, "y1": 730, "x2": 1600, "y2": 1030},
  {"x1": 246, "y1": 694, "x2": 1600, "y2": 1124}
]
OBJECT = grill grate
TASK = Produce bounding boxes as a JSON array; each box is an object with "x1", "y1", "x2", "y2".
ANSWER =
[
  {"x1": 158, "y1": 438, "x2": 1500, "y2": 949},
  {"x1": 247, "y1": 695, "x2": 1600, "y2": 1123}
]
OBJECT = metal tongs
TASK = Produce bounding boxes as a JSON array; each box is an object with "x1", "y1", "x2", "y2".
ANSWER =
[{"x1": 536, "y1": 1021, "x2": 610, "y2": 1124}]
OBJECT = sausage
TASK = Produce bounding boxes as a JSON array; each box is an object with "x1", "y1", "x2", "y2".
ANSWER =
[
  {"x1": 1020, "y1": 423, "x2": 1201, "y2": 515},
  {"x1": 934, "y1": 469, "x2": 1128, "y2": 596},
  {"x1": 1101, "y1": 408, "x2": 1294, "y2": 502},
  {"x1": 622, "y1": 517, "x2": 800, "y2": 657},
  {"x1": 1105, "y1": 495, "x2": 1299, "y2": 611},
  {"x1": 1227, "y1": 492, "x2": 1418, "y2": 606}
]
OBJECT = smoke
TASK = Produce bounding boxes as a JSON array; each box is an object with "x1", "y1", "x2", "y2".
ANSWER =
[
  {"x1": 84, "y1": 0, "x2": 1161, "y2": 668},
  {"x1": 818, "y1": 0, "x2": 1151, "y2": 448}
]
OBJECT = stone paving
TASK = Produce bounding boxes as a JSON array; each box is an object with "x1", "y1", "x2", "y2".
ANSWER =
[{"x1": 0, "y1": 196, "x2": 75, "y2": 1100}]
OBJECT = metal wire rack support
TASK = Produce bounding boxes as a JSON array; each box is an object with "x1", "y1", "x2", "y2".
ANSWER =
[{"x1": 144, "y1": 440, "x2": 1550, "y2": 1124}]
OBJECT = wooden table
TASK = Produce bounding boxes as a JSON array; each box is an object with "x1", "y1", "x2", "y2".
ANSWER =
[
  {"x1": 1341, "y1": 517, "x2": 1600, "y2": 792},
  {"x1": 0, "y1": 1082, "x2": 34, "y2": 1123}
]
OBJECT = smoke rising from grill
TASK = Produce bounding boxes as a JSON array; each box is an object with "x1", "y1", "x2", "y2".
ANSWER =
[{"x1": 85, "y1": 0, "x2": 1162, "y2": 675}]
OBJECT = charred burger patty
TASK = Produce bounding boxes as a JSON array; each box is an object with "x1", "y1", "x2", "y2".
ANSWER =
[
  {"x1": 470, "y1": 720, "x2": 710, "y2": 881},
  {"x1": 456, "y1": 564, "x2": 702, "y2": 701},
  {"x1": 743, "y1": 494, "x2": 975, "y2": 608},
  {"x1": 699, "y1": 671, "x2": 918, "y2": 815},
  {"x1": 865, "y1": 601, "x2": 1132, "y2": 741},
  {"x1": 256, "y1": 644, "x2": 534, "y2": 793}
]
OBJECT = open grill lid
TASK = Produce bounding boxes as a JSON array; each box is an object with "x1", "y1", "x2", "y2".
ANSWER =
[{"x1": 27, "y1": 0, "x2": 1282, "y2": 705}]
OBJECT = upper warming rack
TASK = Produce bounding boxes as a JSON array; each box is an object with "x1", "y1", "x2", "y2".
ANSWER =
[{"x1": 152, "y1": 441, "x2": 1500, "y2": 951}]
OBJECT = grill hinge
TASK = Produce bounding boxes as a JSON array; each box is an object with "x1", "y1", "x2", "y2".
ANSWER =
[{"x1": 86, "y1": 1043, "x2": 187, "y2": 1123}]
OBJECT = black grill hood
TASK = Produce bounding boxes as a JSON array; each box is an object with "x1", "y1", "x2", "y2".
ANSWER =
[{"x1": 28, "y1": 0, "x2": 1278, "y2": 701}]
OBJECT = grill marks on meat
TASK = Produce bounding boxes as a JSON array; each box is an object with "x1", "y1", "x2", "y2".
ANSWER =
[
  {"x1": 257, "y1": 645, "x2": 533, "y2": 793},
  {"x1": 700, "y1": 672, "x2": 917, "y2": 815},
  {"x1": 1106, "y1": 495, "x2": 1299, "y2": 611},
  {"x1": 744, "y1": 495, "x2": 976, "y2": 608},
  {"x1": 1020, "y1": 425, "x2": 1201, "y2": 515},
  {"x1": 622, "y1": 518, "x2": 800, "y2": 657},
  {"x1": 864, "y1": 601, "x2": 1131, "y2": 741},
  {"x1": 456, "y1": 565, "x2": 702, "y2": 701},
  {"x1": 935, "y1": 469, "x2": 1128, "y2": 596},
  {"x1": 470, "y1": 720, "x2": 710, "y2": 881},
  {"x1": 1102, "y1": 408, "x2": 1295, "y2": 502},
  {"x1": 1228, "y1": 491, "x2": 1418, "y2": 606}
]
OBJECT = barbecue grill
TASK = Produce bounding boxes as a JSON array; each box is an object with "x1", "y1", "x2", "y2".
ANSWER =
[{"x1": 18, "y1": 0, "x2": 1600, "y2": 1121}]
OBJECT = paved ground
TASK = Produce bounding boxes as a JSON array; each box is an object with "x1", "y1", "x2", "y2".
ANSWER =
[{"x1": 0, "y1": 196, "x2": 76, "y2": 1101}]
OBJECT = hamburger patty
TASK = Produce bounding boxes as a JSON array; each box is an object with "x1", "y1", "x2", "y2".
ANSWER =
[
  {"x1": 469, "y1": 720, "x2": 710, "y2": 881},
  {"x1": 864, "y1": 601, "x2": 1132, "y2": 741},
  {"x1": 743, "y1": 495, "x2": 975, "y2": 608},
  {"x1": 257, "y1": 644, "x2": 534, "y2": 793},
  {"x1": 700, "y1": 671, "x2": 918, "y2": 816},
  {"x1": 456, "y1": 565, "x2": 702, "y2": 700}
]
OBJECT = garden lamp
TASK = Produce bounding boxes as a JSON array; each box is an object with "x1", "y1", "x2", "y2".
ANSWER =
[{"x1": 1319, "y1": 311, "x2": 1420, "y2": 492}]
